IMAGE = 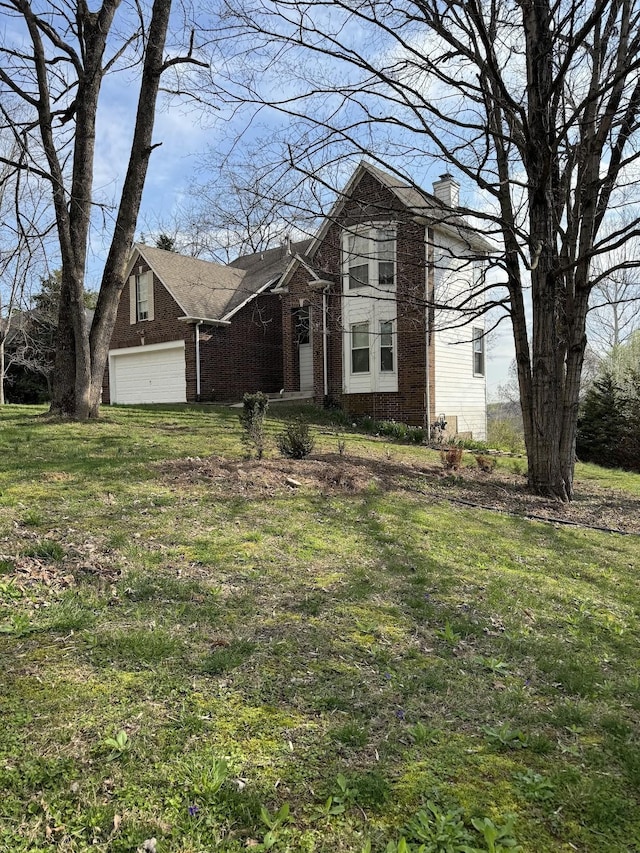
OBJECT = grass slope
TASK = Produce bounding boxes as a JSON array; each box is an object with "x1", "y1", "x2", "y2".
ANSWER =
[{"x1": 0, "y1": 404, "x2": 638, "y2": 852}]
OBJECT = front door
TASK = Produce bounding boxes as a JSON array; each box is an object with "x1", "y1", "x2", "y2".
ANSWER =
[{"x1": 296, "y1": 307, "x2": 313, "y2": 392}]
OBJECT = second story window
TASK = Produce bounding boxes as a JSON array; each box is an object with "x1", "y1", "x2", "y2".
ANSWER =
[
  {"x1": 136, "y1": 272, "x2": 150, "y2": 322},
  {"x1": 345, "y1": 227, "x2": 396, "y2": 291},
  {"x1": 351, "y1": 322, "x2": 370, "y2": 373}
]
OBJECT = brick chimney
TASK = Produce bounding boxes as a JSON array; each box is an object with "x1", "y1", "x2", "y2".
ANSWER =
[{"x1": 432, "y1": 173, "x2": 460, "y2": 208}]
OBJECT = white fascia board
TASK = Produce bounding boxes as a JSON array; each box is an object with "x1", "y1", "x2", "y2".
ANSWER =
[
  {"x1": 178, "y1": 315, "x2": 232, "y2": 326},
  {"x1": 278, "y1": 252, "x2": 330, "y2": 291},
  {"x1": 220, "y1": 276, "x2": 280, "y2": 323},
  {"x1": 413, "y1": 214, "x2": 496, "y2": 255}
]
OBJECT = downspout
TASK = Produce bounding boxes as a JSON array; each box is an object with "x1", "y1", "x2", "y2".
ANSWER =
[
  {"x1": 195, "y1": 321, "x2": 202, "y2": 400},
  {"x1": 323, "y1": 286, "x2": 329, "y2": 399}
]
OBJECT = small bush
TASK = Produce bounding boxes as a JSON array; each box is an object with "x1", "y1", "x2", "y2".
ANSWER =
[
  {"x1": 239, "y1": 391, "x2": 269, "y2": 459},
  {"x1": 359, "y1": 416, "x2": 376, "y2": 433},
  {"x1": 277, "y1": 418, "x2": 315, "y2": 459},
  {"x1": 379, "y1": 420, "x2": 407, "y2": 440},
  {"x1": 441, "y1": 446, "x2": 463, "y2": 471},
  {"x1": 487, "y1": 418, "x2": 526, "y2": 454},
  {"x1": 406, "y1": 426, "x2": 426, "y2": 444},
  {"x1": 475, "y1": 453, "x2": 496, "y2": 473},
  {"x1": 353, "y1": 416, "x2": 425, "y2": 445}
]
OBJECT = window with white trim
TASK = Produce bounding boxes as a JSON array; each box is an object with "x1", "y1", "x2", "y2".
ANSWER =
[
  {"x1": 351, "y1": 322, "x2": 370, "y2": 373},
  {"x1": 345, "y1": 227, "x2": 396, "y2": 291},
  {"x1": 136, "y1": 272, "x2": 150, "y2": 322},
  {"x1": 380, "y1": 321, "x2": 394, "y2": 371},
  {"x1": 472, "y1": 327, "x2": 485, "y2": 376}
]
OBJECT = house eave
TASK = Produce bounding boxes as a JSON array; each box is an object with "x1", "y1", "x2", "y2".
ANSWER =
[
  {"x1": 308, "y1": 278, "x2": 334, "y2": 291},
  {"x1": 220, "y1": 276, "x2": 281, "y2": 323},
  {"x1": 178, "y1": 315, "x2": 232, "y2": 327}
]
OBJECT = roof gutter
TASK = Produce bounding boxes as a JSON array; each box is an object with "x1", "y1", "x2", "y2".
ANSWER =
[{"x1": 178, "y1": 315, "x2": 232, "y2": 327}]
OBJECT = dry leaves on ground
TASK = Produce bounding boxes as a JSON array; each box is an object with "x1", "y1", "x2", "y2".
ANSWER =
[{"x1": 160, "y1": 453, "x2": 640, "y2": 535}]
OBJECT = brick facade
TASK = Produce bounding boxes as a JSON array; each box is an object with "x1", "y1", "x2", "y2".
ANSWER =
[
  {"x1": 198, "y1": 294, "x2": 283, "y2": 402},
  {"x1": 103, "y1": 256, "x2": 283, "y2": 404},
  {"x1": 282, "y1": 171, "x2": 437, "y2": 427}
]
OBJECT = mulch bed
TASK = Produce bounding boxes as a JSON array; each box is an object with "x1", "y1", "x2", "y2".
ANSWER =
[{"x1": 160, "y1": 453, "x2": 640, "y2": 536}]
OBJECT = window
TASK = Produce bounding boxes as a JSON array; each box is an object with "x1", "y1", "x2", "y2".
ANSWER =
[
  {"x1": 295, "y1": 307, "x2": 310, "y2": 345},
  {"x1": 376, "y1": 230, "x2": 395, "y2": 287},
  {"x1": 351, "y1": 322, "x2": 370, "y2": 373},
  {"x1": 136, "y1": 272, "x2": 150, "y2": 322},
  {"x1": 472, "y1": 327, "x2": 485, "y2": 376},
  {"x1": 345, "y1": 227, "x2": 396, "y2": 290},
  {"x1": 347, "y1": 233, "x2": 370, "y2": 289},
  {"x1": 380, "y1": 321, "x2": 394, "y2": 371}
]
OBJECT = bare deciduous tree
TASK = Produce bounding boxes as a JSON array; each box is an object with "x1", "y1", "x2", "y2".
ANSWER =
[
  {"x1": 0, "y1": 139, "x2": 52, "y2": 404},
  {"x1": 214, "y1": 0, "x2": 640, "y2": 499},
  {"x1": 144, "y1": 149, "x2": 324, "y2": 262},
  {"x1": 588, "y1": 241, "x2": 640, "y2": 359},
  {"x1": 0, "y1": 0, "x2": 208, "y2": 419}
]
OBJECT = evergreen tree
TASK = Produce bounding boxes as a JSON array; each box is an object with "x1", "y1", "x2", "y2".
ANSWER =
[
  {"x1": 619, "y1": 369, "x2": 640, "y2": 472},
  {"x1": 155, "y1": 233, "x2": 177, "y2": 252},
  {"x1": 576, "y1": 373, "x2": 628, "y2": 467}
]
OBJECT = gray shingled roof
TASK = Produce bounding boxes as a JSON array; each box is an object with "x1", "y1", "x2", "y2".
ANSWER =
[
  {"x1": 362, "y1": 162, "x2": 440, "y2": 217},
  {"x1": 358, "y1": 163, "x2": 493, "y2": 251},
  {"x1": 226, "y1": 240, "x2": 312, "y2": 315},
  {"x1": 132, "y1": 241, "x2": 310, "y2": 322}
]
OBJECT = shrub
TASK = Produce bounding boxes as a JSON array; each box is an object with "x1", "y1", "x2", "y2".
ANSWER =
[
  {"x1": 277, "y1": 418, "x2": 315, "y2": 459},
  {"x1": 487, "y1": 417, "x2": 526, "y2": 454},
  {"x1": 406, "y1": 426, "x2": 426, "y2": 444},
  {"x1": 441, "y1": 446, "x2": 463, "y2": 470},
  {"x1": 475, "y1": 453, "x2": 497, "y2": 473},
  {"x1": 353, "y1": 416, "x2": 425, "y2": 445},
  {"x1": 239, "y1": 391, "x2": 269, "y2": 459}
]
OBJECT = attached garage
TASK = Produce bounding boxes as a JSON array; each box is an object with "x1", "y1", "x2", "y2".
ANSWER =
[{"x1": 108, "y1": 341, "x2": 186, "y2": 404}]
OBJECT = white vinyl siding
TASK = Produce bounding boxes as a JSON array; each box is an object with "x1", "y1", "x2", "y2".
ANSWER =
[
  {"x1": 109, "y1": 341, "x2": 186, "y2": 404},
  {"x1": 432, "y1": 233, "x2": 487, "y2": 439}
]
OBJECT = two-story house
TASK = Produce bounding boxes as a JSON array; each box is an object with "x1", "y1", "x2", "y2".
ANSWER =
[{"x1": 277, "y1": 162, "x2": 490, "y2": 438}]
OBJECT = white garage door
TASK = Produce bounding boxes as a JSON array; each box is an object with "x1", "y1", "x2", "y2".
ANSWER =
[{"x1": 109, "y1": 341, "x2": 187, "y2": 404}]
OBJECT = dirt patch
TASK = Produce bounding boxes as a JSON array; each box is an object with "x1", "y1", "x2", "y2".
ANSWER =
[{"x1": 160, "y1": 453, "x2": 640, "y2": 535}]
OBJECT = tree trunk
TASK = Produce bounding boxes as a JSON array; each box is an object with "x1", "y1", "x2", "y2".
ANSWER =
[
  {"x1": 47, "y1": 0, "x2": 175, "y2": 420},
  {"x1": 0, "y1": 336, "x2": 5, "y2": 405},
  {"x1": 50, "y1": 278, "x2": 79, "y2": 417}
]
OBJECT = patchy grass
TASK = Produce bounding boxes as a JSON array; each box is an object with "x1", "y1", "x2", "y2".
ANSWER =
[{"x1": 0, "y1": 403, "x2": 639, "y2": 852}]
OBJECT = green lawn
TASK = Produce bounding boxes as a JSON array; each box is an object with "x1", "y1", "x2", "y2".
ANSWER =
[{"x1": 0, "y1": 404, "x2": 638, "y2": 852}]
